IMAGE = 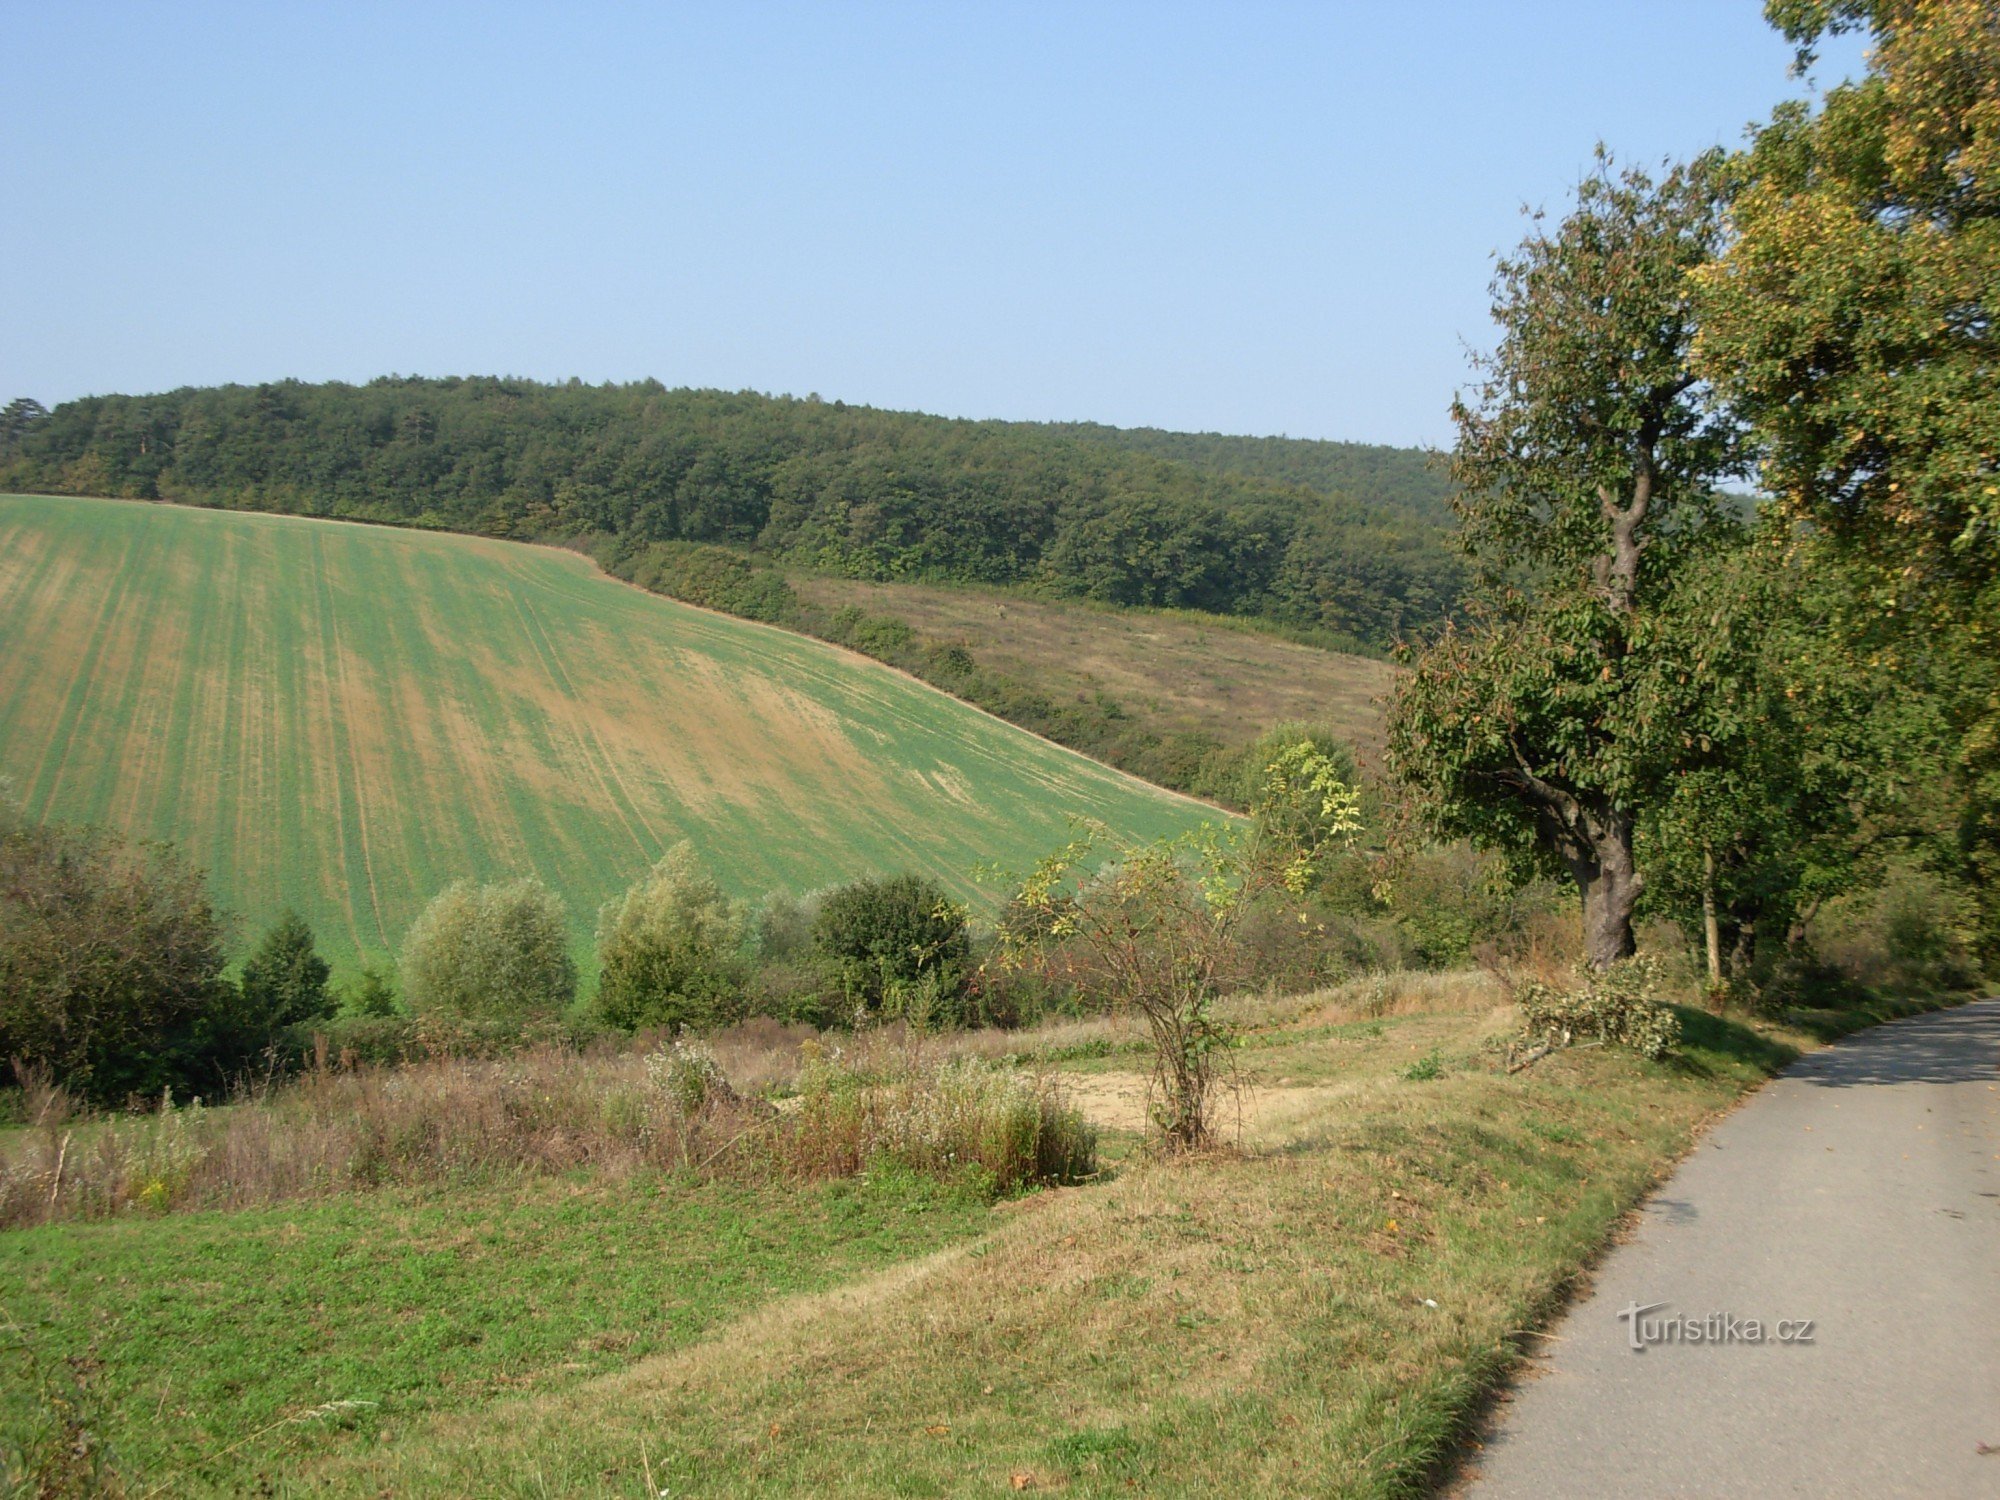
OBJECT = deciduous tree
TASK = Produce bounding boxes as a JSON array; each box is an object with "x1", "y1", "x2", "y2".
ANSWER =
[{"x1": 1389, "y1": 153, "x2": 1748, "y2": 968}]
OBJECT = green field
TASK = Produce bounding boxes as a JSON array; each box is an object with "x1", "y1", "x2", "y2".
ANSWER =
[{"x1": 0, "y1": 494, "x2": 1220, "y2": 971}]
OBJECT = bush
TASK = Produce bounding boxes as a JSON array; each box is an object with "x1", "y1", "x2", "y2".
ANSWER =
[
  {"x1": 1515, "y1": 956, "x2": 1681, "y2": 1060},
  {"x1": 239, "y1": 909, "x2": 335, "y2": 1031},
  {"x1": 811, "y1": 874, "x2": 971, "y2": 1022},
  {"x1": 602, "y1": 538, "x2": 799, "y2": 625},
  {"x1": 1813, "y1": 867, "x2": 1983, "y2": 996},
  {"x1": 0, "y1": 815, "x2": 241, "y2": 1105},
  {"x1": 751, "y1": 888, "x2": 820, "y2": 964},
  {"x1": 773, "y1": 1045, "x2": 1096, "y2": 1195},
  {"x1": 399, "y1": 878, "x2": 576, "y2": 1040},
  {"x1": 596, "y1": 846, "x2": 748, "y2": 1031},
  {"x1": 337, "y1": 964, "x2": 401, "y2": 1019}
]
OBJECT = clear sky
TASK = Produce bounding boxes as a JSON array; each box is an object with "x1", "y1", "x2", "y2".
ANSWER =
[{"x1": 2, "y1": 2, "x2": 1860, "y2": 448}]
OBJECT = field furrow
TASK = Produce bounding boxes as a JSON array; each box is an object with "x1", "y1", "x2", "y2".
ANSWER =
[{"x1": 0, "y1": 495, "x2": 1223, "y2": 971}]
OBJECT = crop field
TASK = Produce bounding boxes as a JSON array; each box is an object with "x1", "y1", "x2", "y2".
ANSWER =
[{"x1": 0, "y1": 494, "x2": 1218, "y2": 971}]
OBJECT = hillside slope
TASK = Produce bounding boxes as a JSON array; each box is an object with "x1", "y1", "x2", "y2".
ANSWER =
[
  {"x1": 0, "y1": 495, "x2": 1218, "y2": 970},
  {"x1": 0, "y1": 379, "x2": 1465, "y2": 647},
  {"x1": 790, "y1": 575, "x2": 1397, "y2": 762}
]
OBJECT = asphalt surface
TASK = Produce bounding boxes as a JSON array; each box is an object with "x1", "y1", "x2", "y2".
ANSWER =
[{"x1": 1463, "y1": 998, "x2": 2000, "y2": 1499}]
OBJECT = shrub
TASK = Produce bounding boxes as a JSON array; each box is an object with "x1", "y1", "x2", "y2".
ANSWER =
[
  {"x1": 752, "y1": 888, "x2": 820, "y2": 964},
  {"x1": 811, "y1": 874, "x2": 971, "y2": 1021},
  {"x1": 1814, "y1": 867, "x2": 1983, "y2": 996},
  {"x1": 603, "y1": 538, "x2": 799, "y2": 625},
  {"x1": 1515, "y1": 956, "x2": 1681, "y2": 1060},
  {"x1": 0, "y1": 815, "x2": 240, "y2": 1105},
  {"x1": 337, "y1": 964, "x2": 401, "y2": 1019},
  {"x1": 399, "y1": 878, "x2": 575, "y2": 1040},
  {"x1": 239, "y1": 909, "x2": 335, "y2": 1031},
  {"x1": 596, "y1": 846, "x2": 748, "y2": 1031},
  {"x1": 774, "y1": 1045, "x2": 1096, "y2": 1195}
]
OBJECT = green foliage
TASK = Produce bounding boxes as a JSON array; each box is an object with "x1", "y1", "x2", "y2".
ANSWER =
[
  {"x1": 1698, "y1": 0, "x2": 2000, "y2": 588},
  {"x1": 1695, "y1": 0, "x2": 2000, "y2": 963},
  {"x1": 1004, "y1": 795, "x2": 1358, "y2": 1149},
  {"x1": 1400, "y1": 1049, "x2": 1446, "y2": 1082},
  {"x1": 1515, "y1": 957, "x2": 1681, "y2": 1060},
  {"x1": 398, "y1": 878, "x2": 576, "y2": 1036},
  {"x1": 596, "y1": 846, "x2": 749, "y2": 1032},
  {"x1": 1811, "y1": 864, "x2": 1985, "y2": 996},
  {"x1": 1248, "y1": 738, "x2": 1365, "y2": 893},
  {"x1": 1391, "y1": 152, "x2": 1747, "y2": 970},
  {"x1": 751, "y1": 889, "x2": 819, "y2": 964},
  {"x1": 810, "y1": 874, "x2": 971, "y2": 1021},
  {"x1": 238, "y1": 909, "x2": 334, "y2": 1032},
  {"x1": 0, "y1": 813, "x2": 241, "y2": 1105},
  {"x1": 1633, "y1": 535, "x2": 1957, "y2": 981},
  {"x1": 597, "y1": 536, "x2": 799, "y2": 624},
  {"x1": 1048, "y1": 422, "x2": 1456, "y2": 523},
  {"x1": 337, "y1": 965, "x2": 401, "y2": 1019},
  {"x1": 0, "y1": 378, "x2": 1460, "y2": 650}
]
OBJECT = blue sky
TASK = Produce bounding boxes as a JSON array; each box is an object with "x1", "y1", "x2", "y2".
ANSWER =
[{"x1": 1, "y1": 3, "x2": 1860, "y2": 447}]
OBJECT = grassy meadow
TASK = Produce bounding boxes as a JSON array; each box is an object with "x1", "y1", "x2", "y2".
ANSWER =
[
  {"x1": 0, "y1": 975, "x2": 1859, "y2": 1498},
  {"x1": 0, "y1": 494, "x2": 1217, "y2": 973},
  {"x1": 793, "y1": 573, "x2": 1399, "y2": 761}
]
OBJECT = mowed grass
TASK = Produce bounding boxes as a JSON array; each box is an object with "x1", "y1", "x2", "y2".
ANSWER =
[
  {"x1": 792, "y1": 574, "x2": 1399, "y2": 760},
  {"x1": 0, "y1": 494, "x2": 1218, "y2": 972},
  {"x1": 305, "y1": 1002, "x2": 1790, "y2": 1500},
  {"x1": 0, "y1": 1170, "x2": 995, "y2": 1495},
  {"x1": 0, "y1": 985, "x2": 1811, "y2": 1499}
]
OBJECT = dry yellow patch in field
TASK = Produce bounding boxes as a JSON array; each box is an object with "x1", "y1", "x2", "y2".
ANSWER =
[{"x1": 0, "y1": 495, "x2": 1218, "y2": 970}]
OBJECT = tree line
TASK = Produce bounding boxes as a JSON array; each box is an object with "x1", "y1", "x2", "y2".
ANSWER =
[
  {"x1": 1391, "y1": 0, "x2": 1998, "y2": 988},
  {"x1": 0, "y1": 383, "x2": 1462, "y2": 649}
]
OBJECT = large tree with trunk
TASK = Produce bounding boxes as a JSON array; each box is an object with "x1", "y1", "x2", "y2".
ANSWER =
[
  {"x1": 1388, "y1": 153, "x2": 1748, "y2": 969},
  {"x1": 1695, "y1": 0, "x2": 2000, "y2": 960}
]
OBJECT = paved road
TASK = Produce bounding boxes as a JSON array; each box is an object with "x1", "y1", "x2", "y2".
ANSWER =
[{"x1": 1463, "y1": 998, "x2": 2000, "y2": 1499}]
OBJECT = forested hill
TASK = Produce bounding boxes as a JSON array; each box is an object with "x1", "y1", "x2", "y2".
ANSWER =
[
  {"x1": 1044, "y1": 423, "x2": 1456, "y2": 529},
  {"x1": 0, "y1": 379, "x2": 1463, "y2": 646}
]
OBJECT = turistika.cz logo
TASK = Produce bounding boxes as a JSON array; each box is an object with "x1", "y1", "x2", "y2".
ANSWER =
[{"x1": 1616, "y1": 1301, "x2": 1817, "y2": 1352}]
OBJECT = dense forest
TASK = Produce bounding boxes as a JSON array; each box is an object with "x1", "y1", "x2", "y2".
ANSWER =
[
  {"x1": 1046, "y1": 422, "x2": 1457, "y2": 527},
  {"x1": 0, "y1": 383, "x2": 1462, "y2": 648}
]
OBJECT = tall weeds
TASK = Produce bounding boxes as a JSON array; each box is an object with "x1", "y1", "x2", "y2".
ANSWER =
[{"x1": 0, "y1": 1039, "x2": 1095, "y2": 1228}]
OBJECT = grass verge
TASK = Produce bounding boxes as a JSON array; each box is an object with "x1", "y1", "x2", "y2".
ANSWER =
[
  {"x1": 6, "y1": 981, "x2": 1965, "y2": 1497},
  {"x1": 295, "y1": 991, "x2": 1855, "y2": 1497},
  {"x1": 0, "y1": 1169, "x2": 994, "y2": 1495}
]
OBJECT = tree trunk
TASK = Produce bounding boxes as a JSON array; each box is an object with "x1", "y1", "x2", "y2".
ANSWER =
[
  {"x1": 1702, "y1": 848, "x2": 1722, "y2": 985},
  {"x1": 1727, "y1": 919, "x2": 1757, "y2": 981},
  {"x1": 1571, "y1": 812, "x2": 1640, "y2": 971}
]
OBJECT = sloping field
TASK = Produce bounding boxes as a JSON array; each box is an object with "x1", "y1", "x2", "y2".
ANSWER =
[
  {"x1": 793, "y1": 574, "x2": 1397, "y2": 759},
  {"x1": 0, "y1": 495, "x2": 1219, "y2": 971}
]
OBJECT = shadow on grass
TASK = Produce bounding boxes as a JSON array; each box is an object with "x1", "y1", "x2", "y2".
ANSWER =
[
  {"x1": 1774, "y1": 990, "x2": 1976, "y2": 1044},
  {"x1": 1669, "y1": 1005, "x2": 1801, "y2": 1079}
]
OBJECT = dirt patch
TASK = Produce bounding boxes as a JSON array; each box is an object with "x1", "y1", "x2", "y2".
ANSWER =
[{"x1": 1062, "y1": 1069, "x2": 1356, "y2": 1145}]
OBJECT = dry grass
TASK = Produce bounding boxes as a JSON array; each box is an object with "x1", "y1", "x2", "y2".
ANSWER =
[
  {"x1": 0, "y1": 1035, "x2": 1098, "y2": 1229},
  {"x1": 793, "y1": 574, "x2": 1398, "y2": 758},
  {"x1": 299, "y1": 971, "x2": 1804, "y2": 1499}
]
